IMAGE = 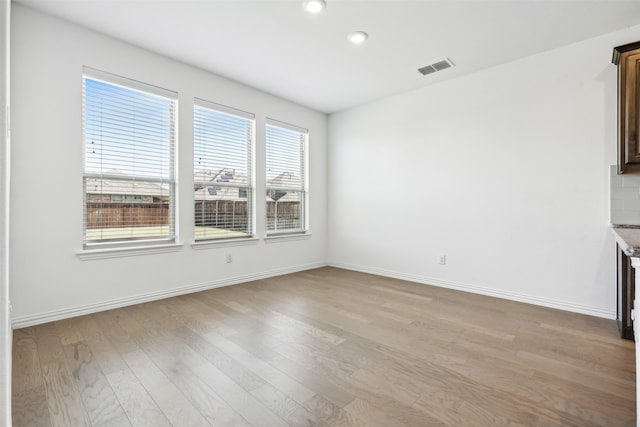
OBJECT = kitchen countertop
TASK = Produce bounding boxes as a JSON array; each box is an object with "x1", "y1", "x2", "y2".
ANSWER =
[{"x1": 612, "y1": 225, "x2": 640, "y2": 257}]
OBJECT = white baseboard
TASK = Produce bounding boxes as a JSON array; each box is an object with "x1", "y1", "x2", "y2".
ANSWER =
[
  {"x1": 12, "y1": 260, "x2": 616, "y2": 328},
  {"x1": 11, "y1": 262, "x2": 328, "y2": 329},
  {"x1": 328, "y1": 261, "x2": 616, "y2": 320}
]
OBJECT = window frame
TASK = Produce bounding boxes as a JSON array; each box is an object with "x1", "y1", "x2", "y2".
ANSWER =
[
  {"x1": 265, "y1": 118, "x2": 309, "y2": 236},
  {"x1": 193, "y1": 98, "x2": 256, "y2": 242},
  {"x1": 81, "y1": 67, "x2": 179, "y2": 250}
]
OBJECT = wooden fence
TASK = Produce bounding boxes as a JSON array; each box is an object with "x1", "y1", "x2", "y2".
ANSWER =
[
  {"x1": 195, "y1": 200, "x2": 249, "y2": 231},
  {"x1": 86, "y1": 203, "x2": 169, "y2": 229},
  {"x1": 86, "y1": 201, "x2": 301, "y2": 230},
  {"x1": 266, "y1": 201, "x2": 302, "y2": 231}
]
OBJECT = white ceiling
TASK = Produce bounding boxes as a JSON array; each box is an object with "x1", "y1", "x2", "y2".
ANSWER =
[{"x1": 14, "y1": 0, "x2": 640, "y2": 113}]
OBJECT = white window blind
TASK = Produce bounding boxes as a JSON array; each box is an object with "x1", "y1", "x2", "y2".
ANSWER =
[
  {"x1": 265, "y1": 119, "x2": 308, "y2": 235},
  {"x1": 82, "y1": 68, "x2": 177, "y2": 246},
  {"x1": 194, "y1": 99, "x2": 254, "y2": 240}
]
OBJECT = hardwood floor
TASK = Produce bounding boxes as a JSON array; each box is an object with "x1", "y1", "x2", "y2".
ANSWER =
[{"x1": 11, "y1": 267, "x2": 636, "y2": 426}]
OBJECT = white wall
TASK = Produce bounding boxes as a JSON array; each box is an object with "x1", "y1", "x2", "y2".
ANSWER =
[
  {"x1": 10, "y1": 5, "x2": 327, "y2": 326},
  {"x1": 329, "y1": 25, "x2": 640, "y2": 318},
  {"x1": 0, "y1": 0, "x2": 11, "y2": 423}
]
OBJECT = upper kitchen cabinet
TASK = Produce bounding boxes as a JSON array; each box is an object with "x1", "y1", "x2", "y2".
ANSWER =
[{"x1": 613, "y1": 41, "x2": 640, "y2": 174}]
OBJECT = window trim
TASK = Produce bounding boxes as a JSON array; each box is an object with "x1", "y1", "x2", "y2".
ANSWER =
[
  {"x1": 264, "y1": 232, "x2": 312, "y2": 242},
  {"x1": 77, "y1": 242, "x2": 183, "y2": 261},
  {"x1": 265, "y1": 118, "x2": 308, "y2": 135},
  {"x1": 84, "y1": 67, "x2": 177, "y2": 100},
  {"x1": 193, "y1": 98, "x2": 256, "y2": 242},
  {"x1": 265, "y1": 118, "x2": 309, "y2": 236},
  {"x1": 82, "y1": 67, "x2": 179, "y2": 250},
  {"x1": 191, "y1": 236, "x2": 260, "y2": 250}
]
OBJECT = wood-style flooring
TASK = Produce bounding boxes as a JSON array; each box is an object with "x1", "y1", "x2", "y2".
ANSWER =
[{"x1": 11, "y1": 267, "x2": 636, "y2": 426}]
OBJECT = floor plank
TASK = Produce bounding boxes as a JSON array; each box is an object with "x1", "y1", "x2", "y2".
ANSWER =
[
  {"x1": 62, "y1": 341, "x2": 131, "y2": 426},
  {"x1": 11, "y1": 385, "x2": 52, "y2": 427},
  {"x1": 12, "y1": 328, "x2": 44, "y2": 393},
  {"x1": 39, "y1": 362, "x2": 91, "y2": 427},
  {"x1": 105, "y1": 368, "x2": 172, "y2": 427},
  {"x1": 121, "y1": 349, "x2": 211, "y2": 427}
]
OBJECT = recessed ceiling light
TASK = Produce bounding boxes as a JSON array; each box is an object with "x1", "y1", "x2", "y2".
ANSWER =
[
  {"x1": 348, "y1": 31, "x2": 368, "y2": 45},
  {"x1": 303, "y1": 0, "x2": 326, "y2": 14}
]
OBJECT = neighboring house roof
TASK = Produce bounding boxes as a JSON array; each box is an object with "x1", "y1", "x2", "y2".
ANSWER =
[
  {"x1": 195, "y1": 168, "x2": 302, "y2": 203},
  {"x1": 86, "y1": 168, "x2": 302, "y2": 202},
  {"x1": 86, "y1": 170, "x2": 168, "y2": 198},
  {"x1": 267, "y1": 171, "x2": 302, "y2": 203},
  {"x1": 194, "y1": 168, "x2": 248, "y2": 202},
  {"x1": 267, "y1": 171, "x2": 299, "y2": 189}
]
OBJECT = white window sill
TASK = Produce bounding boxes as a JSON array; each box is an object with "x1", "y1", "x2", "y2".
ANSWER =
[
  {"x1": 191, "y1": 237, "x2": 260, "y2": 250},
  {"x1": 77, "y1": 243, "x2": 183, "y2": 260},
  {"x1": 264, "y1": 232, "x2": 312, "y2": 243}
]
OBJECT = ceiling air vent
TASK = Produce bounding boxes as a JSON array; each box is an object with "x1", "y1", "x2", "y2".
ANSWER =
[
  {"x1": 417, "y1": 65, "x2": 437, "y2": 76},
  {"x1": 418, "y1": 58, "x2": 454, "y2": 76}
]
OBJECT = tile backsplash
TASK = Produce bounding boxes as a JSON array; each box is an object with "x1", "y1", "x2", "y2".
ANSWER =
[{"x1": 611, "y1": 165, "x2": 640, "y2": 225}]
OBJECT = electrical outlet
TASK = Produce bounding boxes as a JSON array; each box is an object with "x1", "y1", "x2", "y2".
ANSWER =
[
  {"x1": 226, "y1": 252, "x2": 233, "y2": 263},
  {"x1": 439, "y1": 255, "x2": 446, "y2": 265}
]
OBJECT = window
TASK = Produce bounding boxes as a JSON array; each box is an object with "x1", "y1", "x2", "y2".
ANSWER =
[
  {"x1": 194, "y1": 99, "x2": 254, "y2": 240},
  {"x1": 265, "y1": 120, "x2": 308, "y2": 235},
  {"x1": 82, "y1": 68, "x2": 177, "y2": 247}
]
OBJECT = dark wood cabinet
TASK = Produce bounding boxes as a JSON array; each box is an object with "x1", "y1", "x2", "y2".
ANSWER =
[
  {"x1": 613, "y1": 41, "x2": 640, "y2": 174},
  {"x1": 617, "y1": 243, "x2": 635, "y2": 340}
]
